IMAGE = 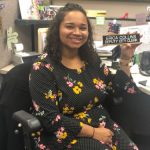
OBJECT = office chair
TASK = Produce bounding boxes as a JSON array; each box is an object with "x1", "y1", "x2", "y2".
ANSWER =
[{"x1": 0, "y1": 62, "x2": 41, "y2": 150}]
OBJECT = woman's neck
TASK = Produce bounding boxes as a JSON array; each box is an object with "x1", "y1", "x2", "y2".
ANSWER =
[
  {"x1": 61, "y1": 55, "x2": 84, "y2": 70},
  {"x1": 61, "y1": 47, "x2": 78, "y2": 59}
]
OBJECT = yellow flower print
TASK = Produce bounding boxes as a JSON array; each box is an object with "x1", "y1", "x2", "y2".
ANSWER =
[
  {"x1": 40, "y1": 53, "x2": 48, "y2": 60},
  {"x1": 75, "y1": 113, "x2": 92, "y2": 125},
  {"x1": 44, "y1": 90, "x2": 56, "y2": 101},
  {"x1": 112, "y1": 145, "x2": 117, "y2": 150},
  {"x1": 70, "y1": 139, "x2": 77, "y2": 144},
  {"x1": 31, "y1": 133, "x2": 36, "y2": 137},
  {"x1": 93, "y1": 78, "x2": 106, "y2": 90},
  {"x1": 88, "y1": 118, "x2": 92, "y2": 124},
  {"x1": 61, "y1": 132, "x2": 67, "y2": 139},
  {"x1": 63, "y1": 106, "x2": 69, "y2": 114},
  {"x1": 31, "y1": 131, "x2": 40, "y2": 137},
  {"x1": 93, "y1": 78, "x2": 98, "y2": 84},
  {"x1": 56, "y1": 127, "x2": 68, "y2": 143},
  {"x1": 94, "y1": 97, "x2": 99, "y2": 103},
  {"x1": 63, "y1": 105, "x2": 74, "y2": 114},
  {"x1": 80, "y1": 122, "x2": 83, "y2": 127},
  {"x1": 77, "y1": 68, "x2": 82, "y2": 74},
  {"x1": 86, "y1": 103, "x2": 93, "y2": 110},
  {"x1": 56, "y1": 101, "x2": 58, "y2": 106},
  {"x1": 77, "y1": 81, "x2": 83, "y2": 87},
  {"x1": 74, "y1": 112, "x2": 87, "y2": 119},
  {"x1": 58, "y1": 90, "x2": 62, "y2": 97},
  {"x1": 78, "y1": 112, "x2": 86, "y2": 119},
  {"x1": 73, "y1": 86, "x2": 82, "y2": 94}
]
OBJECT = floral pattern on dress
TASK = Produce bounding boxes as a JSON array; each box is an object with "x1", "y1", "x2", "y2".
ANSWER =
[
  {"x1": 93, "y1": 78, "x2": 106, "y2": 90},
  {"x1": 63, "y1": 104, "x2": 75, "y2": 114},
  {"x1": 64, "y1": 74, "x2": 83, "y2": 94},
  {"x1": 55, "y1": 127, "x2": 68, "y2": 143},
  {"x1": 74, "y1": 112, "x2": 92, "y2": 124},
  {"x1": 83, "y1": 97, "x2": 99, "y2": 111},
  {"x1": 29, "y1": 53, "x2": 139, "y2": 150}
]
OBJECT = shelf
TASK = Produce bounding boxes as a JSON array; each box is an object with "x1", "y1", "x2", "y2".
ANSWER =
[
  {"x1": 15, "y1": 19, "x2": 52, "y2": 26},
  {"x1": 15, "y1": 17, "x2": 136, "y2": 26}
]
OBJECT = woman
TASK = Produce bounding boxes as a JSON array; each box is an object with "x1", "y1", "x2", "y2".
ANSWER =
[{"x1": 29, "y1": 3, "x2": 140, "y2": 150}]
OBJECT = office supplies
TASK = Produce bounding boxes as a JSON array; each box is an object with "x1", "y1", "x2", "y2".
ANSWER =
[
  {"x1": 12, "y1": 43, "x2": 39, "y2": 65},
  {"x1": 12, "y1": 52, "x2": 39, "y2": 65}
]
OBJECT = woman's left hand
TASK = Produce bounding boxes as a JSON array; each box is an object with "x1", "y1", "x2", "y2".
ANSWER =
[
  {"x1": 120, "y1": 32, "x2": 142, "y2": 60},
  {"x1": 120, "y1": 42, "x2": 141, "y2": 60}
]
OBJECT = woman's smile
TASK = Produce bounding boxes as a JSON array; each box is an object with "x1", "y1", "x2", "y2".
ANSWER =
[{"x1": 69, "y1": 36, "x2": 83, "y2": 44}]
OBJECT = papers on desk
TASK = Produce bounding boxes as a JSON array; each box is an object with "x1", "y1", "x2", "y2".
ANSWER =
[{"x1": 94, "y1": 41, "x2": 117, "y2": 56}]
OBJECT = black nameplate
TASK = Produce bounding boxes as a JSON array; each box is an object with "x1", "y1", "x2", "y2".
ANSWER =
[{"x1": 103, "y1": 34, "x2": 140, "y2": 45}]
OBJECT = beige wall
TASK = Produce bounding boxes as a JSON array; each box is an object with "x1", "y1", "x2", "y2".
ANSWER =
[
  {"x1": 0, "y1": 0, "x2": 32, "y2": 68},
  {"x1": 53, "y1": 0, "x2": 149, "y2": 18},
  {"x1": 0, "y1": 0, "x2": 149, "y2": 68}
]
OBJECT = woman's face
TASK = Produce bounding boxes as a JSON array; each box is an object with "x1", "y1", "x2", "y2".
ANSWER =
[{"x1": 59, "y1": 11, "x2": 89, "y2": 51}]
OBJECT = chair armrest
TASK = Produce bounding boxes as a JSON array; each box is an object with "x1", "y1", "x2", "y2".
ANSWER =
[{"x1": 13, "y1": 110, "x2": 41, "y2": 133}]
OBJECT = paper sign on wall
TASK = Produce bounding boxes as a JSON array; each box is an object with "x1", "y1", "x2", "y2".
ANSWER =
[
  {"x1": 7, "y1": 27, "x2": 18, "y2": 50},
  {"x1": 96, "y1": 16, "x2": 105, "y2": 25}
]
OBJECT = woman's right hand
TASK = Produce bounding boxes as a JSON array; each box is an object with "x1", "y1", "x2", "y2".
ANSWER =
[{"x1": 93, "y1": 127, "x2": 114, "y2": 145}]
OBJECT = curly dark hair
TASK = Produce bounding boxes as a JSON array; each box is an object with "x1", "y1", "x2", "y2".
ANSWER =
[{"x1": 44, "y1": 3, "x2": 99, "y2": 65}]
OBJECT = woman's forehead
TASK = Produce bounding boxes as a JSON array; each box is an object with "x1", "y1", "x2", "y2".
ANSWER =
[{"x1": 62, "y1": 11, "x2": 88, "y2": 24}]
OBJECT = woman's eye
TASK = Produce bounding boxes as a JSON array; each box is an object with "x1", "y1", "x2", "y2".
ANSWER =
[
  {"x1": 66, "y1": 26, "x2": 74, "y2": 29},
  {"x1": 80, "y1": 27, "x2": 87, "y2": 31}
]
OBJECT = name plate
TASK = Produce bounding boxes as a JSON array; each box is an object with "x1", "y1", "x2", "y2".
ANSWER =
[{"x1": 103, "y1": 34, "x2": 140, "y2": 45}]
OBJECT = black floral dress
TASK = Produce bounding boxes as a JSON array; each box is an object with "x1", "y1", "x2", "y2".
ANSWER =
[{"x1": 29, "y1": 53, "x2": 139, "y2": 150}]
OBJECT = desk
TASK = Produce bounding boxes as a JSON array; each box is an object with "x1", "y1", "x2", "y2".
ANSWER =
[
  {"x1": 0, "y1": 64, "x2": 15, "y2": 74},
  {"x1": 130, "y1": 64, "x2": 150, "y2": 95},
  {"x1": 131, "y1": 73, "x2": 150, "y2": 95},
  {"x1": 105, "y1": 61, "x2": 150, "y2": 95}
]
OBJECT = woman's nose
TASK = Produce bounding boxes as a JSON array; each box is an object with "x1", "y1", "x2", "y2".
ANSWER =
[{"x1": 73, "y1": 28, "x2": 81, "y2": 34}]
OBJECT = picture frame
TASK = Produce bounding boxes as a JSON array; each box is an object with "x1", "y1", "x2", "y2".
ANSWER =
[
  {"x1": 18, "y1": 0, "x2": 40, "y2": 20},
  {"x1": 37, "y1": 28, "x2": 48, "y2": 54}
]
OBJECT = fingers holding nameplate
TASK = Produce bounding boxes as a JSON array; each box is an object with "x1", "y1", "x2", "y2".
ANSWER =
[{"x1": 103, "y1": 34, "x2": 141, "y2": 45}]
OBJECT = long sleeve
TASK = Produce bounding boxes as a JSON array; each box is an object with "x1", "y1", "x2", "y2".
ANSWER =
[
  {"x1": 29, "y1": 61, "x2": 82, "y2": 149},
  {"x1": 100, "y1": 64, "x2": 140, "y2": 98}
]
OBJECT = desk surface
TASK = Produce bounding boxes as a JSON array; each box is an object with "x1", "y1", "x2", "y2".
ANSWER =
[
  {"x1": 0, "y1": 64, "x2": 15, "y2": 74},
  {"x1": 131, "y1": 73, "x2": 150, "y2": 95}
]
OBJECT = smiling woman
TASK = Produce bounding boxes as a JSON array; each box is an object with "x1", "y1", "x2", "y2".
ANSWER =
[{"x1": 29, "y1": 3, "x2": 140, "y2": 150}]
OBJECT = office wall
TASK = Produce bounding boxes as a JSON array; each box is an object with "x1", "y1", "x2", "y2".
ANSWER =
[
  {"x1": 0, "y1": 0, "x2": 149, "y2": 68},
  {"x1": 53, "y1": 0, "x2": 148, "y2": 18},
  {"x1": 0, "y1": 0, "x2": 32, "y2": 68}
]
